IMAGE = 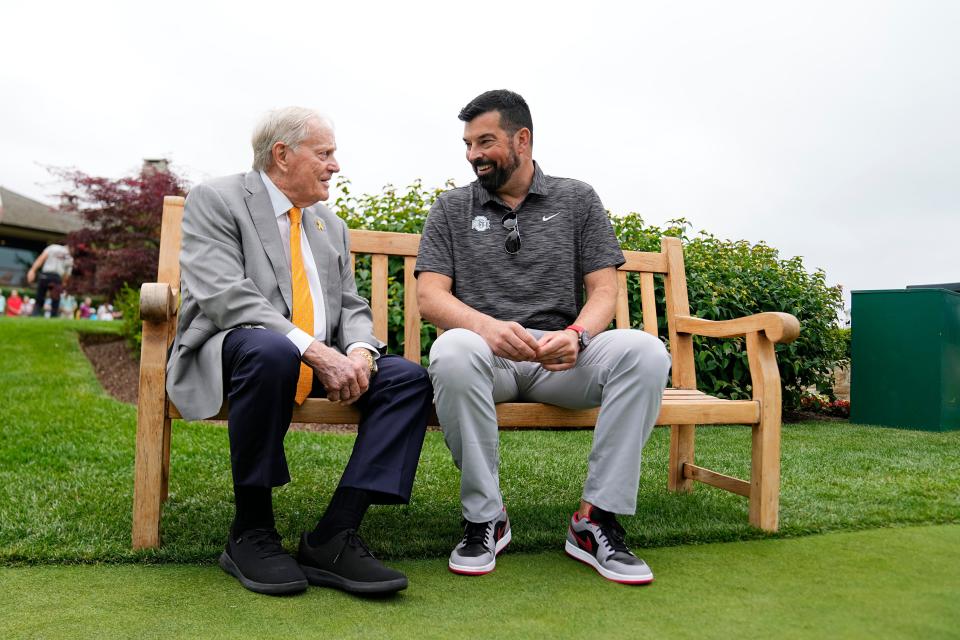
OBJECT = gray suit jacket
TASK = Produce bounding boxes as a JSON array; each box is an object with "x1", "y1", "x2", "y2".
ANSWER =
[{"x1": 166, "y1": 171, "x2": 384, "y2": 420}]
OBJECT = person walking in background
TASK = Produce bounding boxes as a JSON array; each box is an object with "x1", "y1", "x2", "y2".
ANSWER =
[
  {"x1": 27, "y1": 243, "x2": 73, "y2": 318},
  {"x1": 5, "y1": 290, "x2": 22, "y2": 317}
]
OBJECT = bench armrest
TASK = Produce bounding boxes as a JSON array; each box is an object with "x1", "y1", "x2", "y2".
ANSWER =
[
  {"x1": 140, "y1": 283, "x2": 178, "y2": 323},
  {"x1": 675, "y1": 312, "x2": 800, "y2": 344}
]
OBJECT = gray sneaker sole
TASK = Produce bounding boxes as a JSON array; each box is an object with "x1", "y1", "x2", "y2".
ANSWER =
[
  {"x1": 564, "y1": 541, "x2": 654, "y2": 585},
  {"x1": 300, "y1": 565, "x2": 408, "y2": 594},
  {"x1": 219, "y1": 551, "x2": 308, "y2": 596},
  {"x1": 448, "y1": 528, "x2": 512, "y2": 575}
]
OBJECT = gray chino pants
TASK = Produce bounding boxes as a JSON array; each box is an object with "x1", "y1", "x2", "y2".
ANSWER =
[{"x1": 429, "y1": 328, "x2": 672, "y2": 523}]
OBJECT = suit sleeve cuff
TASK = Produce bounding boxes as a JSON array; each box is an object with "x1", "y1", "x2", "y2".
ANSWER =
[
  {"x1": 346, "y1": 342, "x2": 381, "y2": 360},
  {"x1": 286, "y1": 328, "x2": 315, "y2": 356}
]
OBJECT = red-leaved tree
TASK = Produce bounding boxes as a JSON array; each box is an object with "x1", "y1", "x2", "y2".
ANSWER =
[{"x1": 55, "y1": 164, "x2": 189, "y2": 298}]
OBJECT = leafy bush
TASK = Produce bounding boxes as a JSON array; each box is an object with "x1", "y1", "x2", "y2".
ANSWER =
[
  {"x1": 332, "y1": 182, "x2": 845, "y2": 411},
  {"x1": 835, "y1": 326, "x2": 852, "y2": 363},
  {"x1": 611, "y1": 215, "x2": 845, "y2": 410},
  {"x1": 113, "y1": 284, "x2": 142, "y2": 352},
  {"x1": 332, "y1": 178, "x2": 449, "y2": 364},
  {"x1": 121, "y1": 176, "x2": 846, "y2": 410}
]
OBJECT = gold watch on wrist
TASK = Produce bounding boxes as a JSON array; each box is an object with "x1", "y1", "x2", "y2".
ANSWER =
[{"x1": 351, "y1": 348, "x2": 378, "y2": 375}]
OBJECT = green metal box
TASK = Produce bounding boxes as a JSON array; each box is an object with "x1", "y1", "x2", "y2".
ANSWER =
[{"x1": 850, "y1": 288, "x2": 960, "y2": 431}]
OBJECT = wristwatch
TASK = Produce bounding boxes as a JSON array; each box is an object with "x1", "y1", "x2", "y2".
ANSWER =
[
  {"x1": 351, "y1": 348, "x2": 378, "y2": 375},
  {"x1": 565, "y1": 325, "x2": 592, "y2": 352}
]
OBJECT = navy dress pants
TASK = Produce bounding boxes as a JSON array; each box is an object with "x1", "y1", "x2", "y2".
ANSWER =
[{"x1": 221, "y1": 328, "x2": 431, "y2": 504}]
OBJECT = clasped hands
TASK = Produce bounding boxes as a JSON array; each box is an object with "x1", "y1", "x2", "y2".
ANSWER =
[
  {"x1": 478, "y1": 320, "x2": 580, "y2": 372},
  {"x1": 301, "y1": 341, "x2": 374, "y2": 405}
]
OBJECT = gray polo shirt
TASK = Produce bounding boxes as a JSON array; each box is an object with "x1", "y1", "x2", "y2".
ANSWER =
[{"x1": 415, "y1": 163, "x2": 624, "y2": 331}]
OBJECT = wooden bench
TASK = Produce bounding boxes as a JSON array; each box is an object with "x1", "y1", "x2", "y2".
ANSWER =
[{"x1": 132, "y1": 195, "x2": 800, "y2": 549}]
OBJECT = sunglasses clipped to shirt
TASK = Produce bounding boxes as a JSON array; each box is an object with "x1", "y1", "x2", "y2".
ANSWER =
[{"x1": 501, "y1": 212, "x2": 521, "y2": 254}]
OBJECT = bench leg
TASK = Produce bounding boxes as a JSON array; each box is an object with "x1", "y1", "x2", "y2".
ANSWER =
[
  {"x1": 161, "y1": 416, "x2": 172, "y2": 503},
  {"x1": 747, "y1": 332, "x2": 781, "y2": 532},
  {"x1": 668, "y1": 424, "x2": 695, "y2": 492},
  {"x1": 749, "y1": 415, "x2": 781, "y2": 531},
  {"x1": 132, "y1": 322, "x2": 170, "y2": 549},
  {"x1": 133, "y1": 406, "x2": 166, "y2": 548}
]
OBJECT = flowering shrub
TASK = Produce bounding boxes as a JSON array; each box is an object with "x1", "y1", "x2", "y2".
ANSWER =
[{"x1": 801, "y1": 394, "x2": 851, "y2": 418}]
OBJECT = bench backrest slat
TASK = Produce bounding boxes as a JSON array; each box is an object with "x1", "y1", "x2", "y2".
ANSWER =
[
  {"x1": 403, "y1": 256, "x2": 421, "y2": 361},
  {"x1": 370, "y1": 254, "x2": 389, "y2": 341},
  {"x1": 156, "y1": 195, "x2": 694, "y2": 386},
  {"x1": 159, "y1": 197, "x2": 186, "y2": 292},
  {"x1": 615, "y1": 272, "x2": 631, "y2": 329},
  {"x1": 662, "y1": 236, "x2": 695, "y2": 389},
  {"x1": 640, "y1": 272, "x2": 659, "y2": 337}
]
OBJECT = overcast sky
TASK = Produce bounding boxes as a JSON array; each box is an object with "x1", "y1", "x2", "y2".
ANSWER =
[{"x1": 2, "y1": 1, "x2": 958, "y2": 310}]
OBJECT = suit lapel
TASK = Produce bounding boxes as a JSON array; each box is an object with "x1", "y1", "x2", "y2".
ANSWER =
[{"x1": 243, "y1": 171, "x2": 292, "y2": 313}]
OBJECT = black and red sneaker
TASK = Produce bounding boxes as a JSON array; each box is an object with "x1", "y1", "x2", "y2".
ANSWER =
[
  {"x1": 564, "y1": 510, "x2": 653, "y2": 585},
  {"x1": 448, "y1": 508, "x2": 511, "y2": 575}
]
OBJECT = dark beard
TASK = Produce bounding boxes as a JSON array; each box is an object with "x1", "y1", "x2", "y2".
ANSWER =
[{"x1": 473, "y1": 150, "x2": 520, "y2": 192}]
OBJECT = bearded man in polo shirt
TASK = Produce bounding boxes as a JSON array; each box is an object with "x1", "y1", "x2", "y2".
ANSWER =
[
  {"x1": 415, "y1": 90, "x2": 671, "y2": 585},
  {"x1": 168, "y1": 107, "x2": 431, "y2": 596}
]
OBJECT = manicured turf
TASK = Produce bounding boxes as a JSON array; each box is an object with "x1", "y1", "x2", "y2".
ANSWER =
[
  {"x1": 2, "y1": 525, "x2": 958, "y2": 639},
  {"x1": 1, "y1": 317, "x2": 958, "y2": 565}
]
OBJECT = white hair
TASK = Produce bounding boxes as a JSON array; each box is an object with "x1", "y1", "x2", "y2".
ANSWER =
[{"x1": 251, "y1": 107, "x2": 334, "y2": 172}]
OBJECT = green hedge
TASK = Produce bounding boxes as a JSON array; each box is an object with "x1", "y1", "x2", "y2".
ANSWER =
[
  {"x1": 119, "y1": 177, "x2": 845, "y2": 411},
  {"x1": 609, "y1": 216, "x2": 845, "y2": 408},
  {"x1": 333, "y1": 178, "x2": 845, "y2": 410}
]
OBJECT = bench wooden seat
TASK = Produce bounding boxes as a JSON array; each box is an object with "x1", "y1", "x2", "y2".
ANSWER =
[{"x1": 132, "y1": 196, "x2": 800, "y2": 549}]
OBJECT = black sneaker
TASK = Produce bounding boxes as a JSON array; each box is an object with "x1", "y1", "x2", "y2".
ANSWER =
[
  {"x1": 297, "y1": 529, "x2": 408, "y2": 594},
  {"x1": 219, "y1": 528, "x2": 308, "y2": 595}
]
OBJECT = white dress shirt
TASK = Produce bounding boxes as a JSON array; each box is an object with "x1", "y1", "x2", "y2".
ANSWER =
[{"x1": 260, "y1": 172, "x2": 377, "y2": 360}]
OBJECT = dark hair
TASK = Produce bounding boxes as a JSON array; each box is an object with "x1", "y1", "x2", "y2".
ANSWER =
[{"x1": 458, "y1": 90, "x2": 533, "y2": 140}]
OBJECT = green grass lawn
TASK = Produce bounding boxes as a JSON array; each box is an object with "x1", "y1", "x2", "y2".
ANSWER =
[
  {"x1": 1, "y1": 318, "x2": 958, "y2": 564},
  {"x1": 1, "y1": 317, "x2": 959, "y2": 637},
  {"x1": 3, "y1": 525, "x2": 958, "y2": 639}
]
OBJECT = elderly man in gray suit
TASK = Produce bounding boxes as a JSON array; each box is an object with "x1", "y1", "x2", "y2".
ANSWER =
[{"x1": 167, "y1": 107, "x2": 432, "y2": 596}]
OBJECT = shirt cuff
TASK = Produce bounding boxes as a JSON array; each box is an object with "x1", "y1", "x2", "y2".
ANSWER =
[
  {"x1": 286, "y1": 328, "x2": 315, "y2": 356},
  {"x1": 346, "y1": 342, "x2": 381, "y2": 360}
]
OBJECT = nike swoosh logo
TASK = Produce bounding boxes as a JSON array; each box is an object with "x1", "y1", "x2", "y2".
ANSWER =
[
  {"x1": 542, "y1": 212, "x2": 562, "y2": 221},
  {"x1": 573, "y1": 530, "x2": 594, "y2": 553}
]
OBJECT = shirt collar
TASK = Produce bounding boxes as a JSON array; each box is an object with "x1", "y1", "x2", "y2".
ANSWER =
[
  {"x1": 474, "y1": 161, "x2": 549, "y2": 208},
  {"x1": 259, "y1": 171, "x2": 295, "y2": 219}
]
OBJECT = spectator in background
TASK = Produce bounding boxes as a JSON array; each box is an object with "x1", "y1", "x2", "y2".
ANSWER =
[
  {"x1": 22, "y1": 297, "x2": 36, "y2": 316},
  {"x1": 27, "y1": 243, "x2": 74, "y2": 318},
  {"x1": 79, "y1": 297, "x2": 93, "y2": 319},
  {"x1": 0, "y1": 290, "x2": 6, "y2": 315},
  {"x1": 5, "y1": 290, "x2": 22, "y2": 316},
  {"x1": 60, "y1": 291, "x2": 78, "y2": 319},
  {"x1": 97, "y1": 303, "x2": 114, "y2": 321}
]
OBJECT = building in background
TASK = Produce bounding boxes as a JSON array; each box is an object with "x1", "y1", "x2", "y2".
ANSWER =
[{"x1": 0, "y1": 186, "x2": 84, "y2": 287}]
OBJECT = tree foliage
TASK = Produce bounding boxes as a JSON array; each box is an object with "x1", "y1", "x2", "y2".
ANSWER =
[{"x1": 56, "y1": 165, "x2": 189, "y2": 297}]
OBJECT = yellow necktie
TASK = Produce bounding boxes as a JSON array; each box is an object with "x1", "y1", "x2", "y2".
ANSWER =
[{"x1": 289, "y1": 207, "x2": 314, "y2": 404}]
